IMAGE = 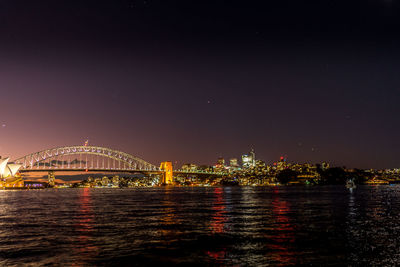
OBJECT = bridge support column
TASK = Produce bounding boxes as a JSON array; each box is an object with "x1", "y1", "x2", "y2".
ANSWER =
[
  {"x1": 160, "y1": 161, "x2": 173, "y2": 185},
  {"x1": 48, "y1": 171, "x2": 55, "y2": 187}
]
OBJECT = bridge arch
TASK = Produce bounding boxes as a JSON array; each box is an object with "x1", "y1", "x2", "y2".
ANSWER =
[{"x1": 14, "y1": 145, "x2": 159, "y2": 171}]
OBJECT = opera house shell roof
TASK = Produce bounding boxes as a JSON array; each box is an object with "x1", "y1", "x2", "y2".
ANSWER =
[{"x1": 0, "y1": 157, "x2": 23, "y2": 178}]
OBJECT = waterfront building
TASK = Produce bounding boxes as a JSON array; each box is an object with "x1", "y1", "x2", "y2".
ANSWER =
[
  {"x1": 3, "y1": 164, "x2": 22, "y2": 178},
  {"x1": 24, "y1": 181, "x2": 47, "y2": 189},
  {"x1": 0, "y1": 156, "x2": 24, "y2": 189},
  {"x1": 0, "y1": 157, "x2": 9, "y2": 178},
  {"x1": 0, "y1": 177, "x2": 24, "y2": 189},
  {"x1": 94, "y1": 177, "x2": 101, "y2": 186},
  {"x1": 0, "y1": 157, "x2": 22, "y2": 178},
  {"x1": 181, "y1": 163, "x2": 198, "y2": 172},
  {"x1": 102, "y1": 176, "x2": 109, "y2": 186},
  {"x1": 112, "y1": 175, "x2": 120, "y2": 186}
]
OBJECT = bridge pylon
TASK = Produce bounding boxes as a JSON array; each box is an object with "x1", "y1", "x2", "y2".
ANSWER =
[
  {"x1": 160, "y1": 161, "x2": 173, "y2": 185},
  {"x1": 48, "y1": 171, "x2": 55, "y2": 187}
]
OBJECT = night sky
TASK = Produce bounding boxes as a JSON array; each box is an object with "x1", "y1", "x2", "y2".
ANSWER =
[{"x1": 1, "y1": 0, "x2": 400, "y2": 169}]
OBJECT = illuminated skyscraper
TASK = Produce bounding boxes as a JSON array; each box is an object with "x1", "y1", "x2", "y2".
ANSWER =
[
  {"x1": 230, "y1": 158, "x2": 239, "y2": 168},
  {"x1": 181, "y1": 163, "x2": 198, "y2": 172},
  {"x1": 214, "y1": 158, "x2": 226, "y2": 172},
  {"x1": 242, "y1": 149, "x2": 256, "y2": 168},
  {"x1": 228, "y1": 158, "x2": 240, "y2": 172},
  {"x1": 250, "y1": 149, "x2": 256, "y2": 166}
]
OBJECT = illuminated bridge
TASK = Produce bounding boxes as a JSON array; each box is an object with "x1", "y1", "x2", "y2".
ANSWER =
[{"x1": 13, "y1": 145, "x2": 227, "y2": 184}]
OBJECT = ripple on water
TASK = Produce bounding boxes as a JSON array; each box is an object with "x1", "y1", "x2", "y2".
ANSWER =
[{"x1": 0, "y1": 186, "x2": 399, "y2": 265}]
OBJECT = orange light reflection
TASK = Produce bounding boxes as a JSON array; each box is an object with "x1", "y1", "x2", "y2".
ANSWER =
[{"x1": 266, "y1": 188, "x2": 296, "y2": 266}]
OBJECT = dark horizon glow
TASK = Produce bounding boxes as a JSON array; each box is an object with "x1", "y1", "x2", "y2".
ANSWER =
[{"x1": 1, "y1": 1, "x2": 400, "y2": 169}]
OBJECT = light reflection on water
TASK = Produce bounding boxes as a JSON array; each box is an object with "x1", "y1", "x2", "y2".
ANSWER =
[
  {"x1": 73, "y1": 187, "x2": 98, "y2": 264},
  {"x1": 0, "y1": 186, "x2": 400, "y2": 265},
  {"x1": 267, "y1": 188, "x2": 296, "y2": 266},
  {"x1": 207, "y1": 187, "x2": 228, "y2": 261}
]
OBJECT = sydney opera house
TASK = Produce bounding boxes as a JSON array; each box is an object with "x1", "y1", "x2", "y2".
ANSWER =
[{"x1": 0, "y1": 157, "x2": 24, "y2": 188}]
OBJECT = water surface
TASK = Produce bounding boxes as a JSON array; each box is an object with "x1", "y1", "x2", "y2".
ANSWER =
[{"x1": 0, "y1": 186, "x2": 399, "y2": 266}]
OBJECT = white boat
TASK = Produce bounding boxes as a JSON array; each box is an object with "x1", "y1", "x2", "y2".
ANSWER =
[{"x1": 346, "y1": 179, "x2": 356, "y2": 189}]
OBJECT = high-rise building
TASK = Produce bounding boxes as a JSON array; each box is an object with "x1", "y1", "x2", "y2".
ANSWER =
[
  {"x1": 242, "y1": 154, "x2": 251, "y2": 168},
  {"x1": 276, "y1": 156, "x2": 288, "y2": 171},
  {"x1": 228, "y1": 158, "x2": 240, "y2": 172},
  {"x1": 214, "y1": 158, "x2": 226, "y2": 172},
  {"x1": 181, "y1": 163, "x2": 198, "y2": 172},
  {"x1": 242, "y1": 149, "x2": 256, "y2": 168},
  {"x1": 230, "y1": 158, "x2": 239, "y2": 168},
  {"x1": 250, "y1": 149, "x2": 256, "y2": 166}
]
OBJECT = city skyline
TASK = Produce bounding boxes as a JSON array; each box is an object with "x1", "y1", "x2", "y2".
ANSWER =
[
  {"x1": 0, "y1": 142, "x2": 394, "y2": 171},
  {"x1": 1, "y1": 1, "x2": 400, "y2": 169}
]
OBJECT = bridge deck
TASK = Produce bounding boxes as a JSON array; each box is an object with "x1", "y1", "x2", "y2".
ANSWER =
[{"x1": 19, "y1": 169, "x2": 226, "y2": 176}]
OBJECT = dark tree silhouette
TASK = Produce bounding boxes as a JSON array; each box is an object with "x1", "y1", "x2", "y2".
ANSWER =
[
  {"x1": 320, "y1": 167, "x2": 349, "y2": 185},
  {"x1": 276, "y1": 169, "x2": 298, "y2": 185}
]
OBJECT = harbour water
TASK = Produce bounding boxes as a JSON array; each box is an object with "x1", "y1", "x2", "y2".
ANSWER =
[{"x1": 0, "y1": 186, "x2": 400, "y2": 266}]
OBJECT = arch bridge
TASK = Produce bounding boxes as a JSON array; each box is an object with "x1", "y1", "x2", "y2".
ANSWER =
[
  {"x1": 14, "y1": 145, "x2": 159, "y2": 172},
  {"x1": 13, "y1": 145, "x2": 228, "y2": 185}
]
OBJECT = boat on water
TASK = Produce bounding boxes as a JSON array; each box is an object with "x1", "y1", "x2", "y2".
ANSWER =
[{"x1": 346, "y1": 179, "x2": 356, "y2": 189}]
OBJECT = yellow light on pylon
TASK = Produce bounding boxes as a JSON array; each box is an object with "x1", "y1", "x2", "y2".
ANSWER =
[{"x1": 160, "y1": 161, "x2": 173, "y2": 185}]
